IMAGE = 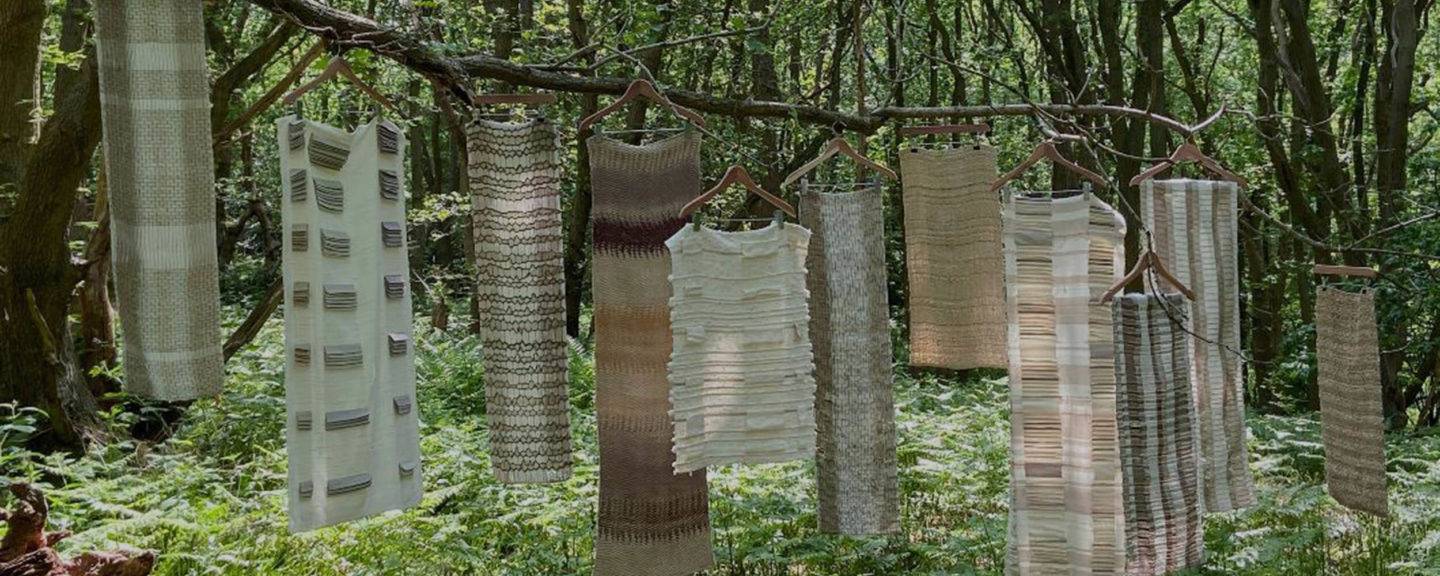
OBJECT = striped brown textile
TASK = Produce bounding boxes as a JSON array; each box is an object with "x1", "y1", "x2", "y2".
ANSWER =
[
  {"x1": 590, "y1": 129, "x2": 712, "y2": 576},
  {"x1": 1113, "y1": 294, "x2": 1205, "y2": 574},
  {"x1": 800, "y1": 182, "x2": 900, "y2": 535},
  {"x1": 1315, "y1": 286, "x2": 1389, "y2": 517},
  {"x1": 467, "y1": 119, "x2": 573, "y2": 484},
  {"x1": 1140, "y1": 179, "x2": 1255, "y2": 513},
  {"x1": 899, "y1": 146, "x2": 1006, "y2": 370},
  {"x1": 280, "y1": 117, "x2": 422, "y2": 532},
  {"x1": 1003, "y1": 192, "x2": 1127, "y2": 576},
  {"x1": 94, "y1": 0, "x2": 223, "y2": 400}
]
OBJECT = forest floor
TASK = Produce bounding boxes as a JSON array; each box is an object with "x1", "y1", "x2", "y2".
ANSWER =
[{"x1": 4, "y1": 312, "x2": 1440, "y2": 575}]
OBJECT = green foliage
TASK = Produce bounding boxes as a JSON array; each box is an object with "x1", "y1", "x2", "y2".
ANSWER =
[{"x1": 6, "y1": 310, "x2": 1440, "y2": 574}]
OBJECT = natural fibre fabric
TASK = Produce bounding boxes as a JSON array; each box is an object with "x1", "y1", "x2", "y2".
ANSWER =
[
  {"x1": 1316, "y1": 286, "x2": 1389, "y2": 517},
  {"x1": 589, "y1": 129, "x2": 712, "y2": 576},
  {"x1": 665, "y1": 222, "x2": 816, "y2": 473},
  {"x1": 1003, "y1": 192, "x2": 1128, "y2": 576},
  {"x1": 279, "y1": 117, "x2": 422, "y2": 532},
  {"x1": 800, "y1": 182, "x2": 899, "y2": 535},
  {"x1": 466, "y1": 119, "x2": 572, "y2": 484},
  {"x1": 94, "y1": 0, "x2": 223, "y2": 400},
  {"x1": 1113, "y1": 294, "x2": 1206, "y2": 575},
  {"x1": 899, "y1": 146, "x2": 1006, "y2": 370},
  {"x1": 1140, "y1": 179, "x2": 1256, "y2": 513}
]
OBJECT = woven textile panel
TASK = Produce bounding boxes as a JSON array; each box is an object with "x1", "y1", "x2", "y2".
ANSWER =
[
  {"x1": 589, "y1": 129, "x2": 712, "y2": 576},
  {"x1": 1316, "y1": 286, "x2": 1389, "y2": 517},
  {"x1": 1113, "y1": 293, "x2": 1206, "y2": 574},
  {"x1": 899, "y1": 146, "x2": 1006, "y2": 370},
  {"x1": 466, "y1": 119, "x2": 573, "y2": 484},
  {"x1": 1003, "y1": 192, "x2": 1127, "y2": 576},
  {"x1": 279, "y1": 117, "x2": 422, "y2": 532},
  {"x1": 1140, "y1": 179, "x2": 1255, "y2": 513},
  {"x1": 665, "y1": 222, "x2": 816, "y2": 473},
  {"x1": 800, "y1": 182, "x2": 899, "y2": 535},
  {"x1": 94, "y1": 0, "x2": 223, "y2": 400}
]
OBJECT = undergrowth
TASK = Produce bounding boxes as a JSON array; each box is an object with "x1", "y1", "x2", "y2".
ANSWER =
[{"x1": 3, "y1": 311, "x2": 1440, "y2": 575}]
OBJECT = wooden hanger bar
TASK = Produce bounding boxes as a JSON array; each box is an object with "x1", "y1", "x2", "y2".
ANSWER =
[
  {"x1": 1129, "y1": 140, "x2": 1248, "y2": 188},
  {"x1": 283, "y1": 55, "x2": 400, "y2": 115},
  {"x1": 1099, "y1": 251, "x2": 1197, "y2": 304},
  {"x1": 680, "y1": 165, "x2": 796, "y2": 219},
  {"x1": 1313, "y1": 264, "x2": 1378, "y2": 278},
  {"x1": 991, "y1": 140, "x2": 1109, "y2": 194},
  {"x1": 897, "y1": 122, "x2": 990, "y2": 136},
  {"x1": 782, "y1": 136, "x2": 898, "y2": 187},
  {"x1": 577, "y1": 79, "x2": 706, "y2": 133},
  {"x1": 472, "y1": 93, "x2": 557, "y2": 106}
]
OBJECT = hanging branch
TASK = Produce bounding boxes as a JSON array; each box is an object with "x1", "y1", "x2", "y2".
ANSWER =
[{"x1": 247, "y1": 0, "x2": 1209, "y2": 134}]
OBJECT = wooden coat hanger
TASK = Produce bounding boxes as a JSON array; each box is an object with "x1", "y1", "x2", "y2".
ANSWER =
[
  {"x1": 896, "y1": 122, "x2": 990, "y2": 137},
  {"x1": 991, "y1": 139, "x2": 1109, "y2": 194},
  {"x1": 577, "y1": 79, "x2": 706, "y2": 133},
  {"x1": 782, "y1": 135, "x2": 898, "y2": 187},
  {"x1": 282, "y1": 53, "x2": 400, "y2": 115},
  {"x1": 1313, "y1": 264, "x2": 1378, "y2": 279},
  {"x1": 680, "y1": 165, "x2": 796, "y2": 219},
  {"x1": 1099, "y1": 250, "x2": 1197, "y2": 304},
  {"x1": 1129, "y1": 140, "x2": 1248, "y2": 188}
]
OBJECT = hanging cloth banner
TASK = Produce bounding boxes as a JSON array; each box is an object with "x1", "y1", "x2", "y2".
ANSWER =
[
  {"x1": 589, "y1": 129, "x2": 713, "y2": 576},
  {"x1": 1003, "y1": 191, "x2": 1128, "y2": 575},
  {"x1": 800, "y1": 180, "x2": 900, "y2": 535},
  {"x1": 1113, "y1": 293, "x2": 1206, "y2": 574},
  {"x1": 665, "y1": 221, "x2": 816, "y2": 473},
  {"x1": 94, "y1": 0, "x2": 223, "y2": 400},
  {"x1": 1315, "y1": 286, "x2": 1389, "y2": 517},
  {"x1": 279, "y1": 116, "x2": 422, "y2": 532},
  {"x1": 899, "y1": 146, "x2": 1007, "y2": 370},
  {"x1": 466, "y1": 118, "x2": 573, "y2": 484},
  {"x1": 1140, "y1": 179, "x2": 1256, "y2": 512}
]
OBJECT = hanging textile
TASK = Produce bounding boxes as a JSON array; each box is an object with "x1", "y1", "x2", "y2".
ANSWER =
[
  {"x1": 898, "y1": 146, "x2": 1006, "y2": 370},
  {"x1": 1003, "y1": 192, "x2": 1127, "y2": 576},
  {"x1": 1316, "y1": 286, "x2": 1389, "y2": 517},
  {"x1": 93, "y1": 0, "x2": 222, "y2": 400},
  {"x1": 279, "y1": 117, "x2": 422, "y2": 532},
  {"x1": 1140, "y1": 179, "x2": 1255, "y2": 512},
  {"x1": 799, "y1": 181, "x2": 899, "y2": 535},
  {"x1": 590, "y1": 129, "x2": 712, "y2": 576},
  {"x1": 665, "y1": 222, "x2": 816, "y2": 472},
  {"x1": 466, "y1": 118, "x2": 572, "y2": 484},
  {"x1": 1113, "y1": 293, "x2": 1206, "y2": 575}
]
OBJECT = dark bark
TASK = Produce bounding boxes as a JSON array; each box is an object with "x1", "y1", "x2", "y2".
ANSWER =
[
  {"x1": 562, "y1": 0, "x2": 597, "y2": 339},
  {"x1": 0, "y1": 0, "x2": 44, "y2": 198}
]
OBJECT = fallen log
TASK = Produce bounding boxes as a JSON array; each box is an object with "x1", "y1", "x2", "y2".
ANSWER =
[{"x1": 0, "y1": 483, "x2": 153, "y2": 576}]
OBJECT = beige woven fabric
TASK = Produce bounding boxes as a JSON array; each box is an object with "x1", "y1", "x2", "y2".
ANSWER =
[
  {"x1": 467, "y1": 119, "x2": 573, "y2": 484},
  {"x1": 1140, "y1": 179, "x2": 1255, "y2": 513},
  {"x1": 1113, "y1": 294, "x2": 1205, "y2": 575},
  {"x1": 280, "y1": 117, "x2": 422, "y2": 532},
  {"x1": 589, "y1": 129, "x2": 712, "y2": 576},
  {"x1": 1316, "y1": 286, "x2": 1389, "y2": 517},
  {"x1": 1004, "y1": 192, "x2": 1127, "y2": 576},
  {"x1": 899, "y1": 146, "x2": 1006, "y2": 370},
  {"x1": 94, "y1": 0, "x2": 223, "y2": 400},
  {"x1": 800, "y1": 182, "x2": 899, "y2": 535},
  {"x1": 665, "y1": 222, "x2": 816, "y2": 473}
]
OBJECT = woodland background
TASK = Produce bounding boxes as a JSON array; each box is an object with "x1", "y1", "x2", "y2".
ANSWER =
[{"x1": 1, "y1": 0, "x2": 1439, "y2": 573}]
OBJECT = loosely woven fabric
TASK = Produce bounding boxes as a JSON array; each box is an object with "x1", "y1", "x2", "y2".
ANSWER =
[
  {"x1": 94, "y1": 0, "x2": 222, "y2": 400},
  {"x1": 800, "y1": 182, "x2": 899, "y2": 535},
  {"x1": 589, "y1": 130, "x2": 713, "y2": 576},
  {"x1": 899, "y1": 146, "x2": 1006, "y2": 370},
  {"x1": 1113, "y1": 294, "x2": 1205, "y2": 574},
  {"x1": 280, "y1": 117, "x2": 422, "y2": 532},
  {"x1": 466, "y1": 119, "x2": 572, "y2": 484},
  {"x1": 1140, "y1": 179, "x2": 1255, "y2": 513},
  {"x1": 1316, "y1": 286, "x2": 1389, "y2": 517},
  {"x1": 665, "y1": 222, "x2": 816, "y2": 473},
  {"x1": 1003, "y1": 192, "x2": 1127, "y2": 576}
]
